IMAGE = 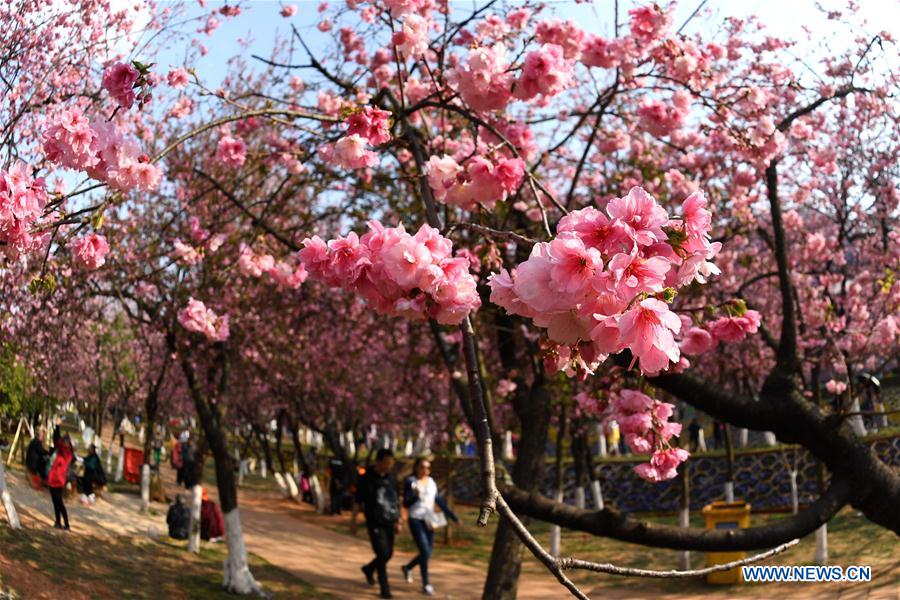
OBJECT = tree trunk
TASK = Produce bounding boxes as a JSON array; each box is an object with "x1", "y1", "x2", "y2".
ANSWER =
[
  {"x1": 114, "y1": 435, "x2": 125, "y2": 483},
  {"x1": 482, "y1": 381, "x2": 551, "y2": 600},
  {"x1": 0, "y1": 450, "x2": 21, "y2": 529},
  {"x1": 549, "y1": 401, "x2": 568, "y2": 558},
  {"x1": 724, "y1": 424, "x2": 735, "y2": 502},
  {"x1": 188, "y1": 483, "x2": 202, "y2": 553},
  {"x1": 679, "y1": 463, "x2": 691, "y2": 570}
]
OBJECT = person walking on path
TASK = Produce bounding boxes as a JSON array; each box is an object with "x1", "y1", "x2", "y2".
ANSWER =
[
  {"x1": 351, "y1": 449, "x2": 400, "y2": 599},
  {"x1": 25, "y1": 427, "x2": 49, "y2": 489},
  {"x1": 180, "y1": 432, "x2": 197, "y2": 489},
  {"x1": 48, "y1": 423, "x2": 74, "y2": 529},
  {"x1": 400, "y1": 457, "x2": 459, "y2": 597},
  {"x1": 79, "y1": 443, "x2": 105, "y2": 504}
]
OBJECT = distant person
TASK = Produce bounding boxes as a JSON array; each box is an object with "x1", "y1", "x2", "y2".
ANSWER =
[
  {"x1": 48, "y1": 423, "x2": 74, "y2": 530},
  {"x1": 79, "y1": 443, "x2": 106, "y2": 505},
  {"x1": 688, "y1": 418, "x2": 702, "y2": 452},
  {"x1": 167, "y1": 494, "x2": 190, "y2": 540},
  {"x1": 605, "y1": 421, "x2": 620, "y2": 456},
  {"x1": 180, "y1": 433, "x2": 197, "y2": 489},
  {"x1": 351, "y1": 449, "x2": 400, "y2": 599},
  {"x1": 713, "y1": 420, "x2": 726, "y2": 449},
  {"x1": 200, "y1": 488, "x2": 224, "y2": 542},
  {"x1": 400, "y1": 457, "x2": 459, "y2": 597},
  {"x1": 329, "y1": 456, "x2": 346, "y2": 514},
  {"x1": 171, "y1": 433, "x2": 183, "y2": 484},
  {"x1": 25, "y1": 427, "x2": 49, "y2": 488}
]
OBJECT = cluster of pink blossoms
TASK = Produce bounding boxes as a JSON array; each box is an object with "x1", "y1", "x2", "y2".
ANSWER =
[
  {"x1": 42, "y1": 108, "x2": 162, "y2": 192},
  {"x1": 321, "y1": 107, "x2": 392, "y2": 170},
  {"x1": 446, "y1": 44, "x2": 513, "y2": 112},
  {"x1": 299, "y1": 221, "x2": 481, "y2": 325},
  {"x1": 178, "y1": 298, "x2": 230, "y2": 342},
  {"x1": 216, "y1": 135, "x2": 247, "y2": 167},
  {"x1": 489, "y1": 187, "x2": 724, "y2": 376},
  {"x1": 609, "y1": 389, "x2": 688, "y2": 481},
  {"x1": 69, "y1": 233, "x2": 110, "y2": 270},
  {"x1": 515, "y1": 44, "x2": 573, "y2": 101},
  {"x1": 637, "y1": 92, "x2": 690, "y2": 137},
  {"x1": 426, "y1": 154, "x2": 524, "y2": 211},
  {"x1": 102, "y1": 62, "x2": 154, "y2": 110},
  {"x1": 679, "y1": 309, "x2": 762, "y2": 356},
  {"x1": 0, "y1": 161, "x2": 48, "y2": 256},
  {"x1": 238, "y1": 243, "x2": 308, "y2": 290}
]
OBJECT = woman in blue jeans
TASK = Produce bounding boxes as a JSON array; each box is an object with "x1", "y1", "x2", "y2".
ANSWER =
[{"x1": 400, "y1": 457, "x2": 458, "y2": 596}]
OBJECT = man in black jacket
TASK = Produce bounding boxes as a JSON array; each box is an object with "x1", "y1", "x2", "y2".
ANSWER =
[
  {"x1": 25, "y1": 427, "x2": 49, "y2": 482},
  {"x1": 350, "y1": 449, "x2": 399, "y2": 599},
  {"x1": 167, "y1": 494, "x2": 190, "y2": 540}
]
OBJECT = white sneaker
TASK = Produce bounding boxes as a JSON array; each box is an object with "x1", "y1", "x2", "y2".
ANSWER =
[
  {"x1": 423, "y1": 584, "x2": 434, "y2": 596},
  {"x1": 401, "y1": 565, "x2": 413, "y2": 583},
  {"x1": 80, "y1": 494, "x2": 90, "y2": 505},
  {"x1": 88, "y1": 494, "x2": 96, "y2": 504}
]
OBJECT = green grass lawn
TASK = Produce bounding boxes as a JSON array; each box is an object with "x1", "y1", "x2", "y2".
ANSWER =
[{"x1": 0, "y1": 523, "x2": 330, "y2": 599}]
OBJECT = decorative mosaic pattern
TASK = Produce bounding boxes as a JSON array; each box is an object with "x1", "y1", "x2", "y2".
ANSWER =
[{"x1": 440, "y1": 434, "x2": 900, "y2": 513}]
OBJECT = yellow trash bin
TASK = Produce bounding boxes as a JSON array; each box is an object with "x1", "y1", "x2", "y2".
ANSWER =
[{"x1": 702, "y1": 500, "x2": 751, "y2": 584}]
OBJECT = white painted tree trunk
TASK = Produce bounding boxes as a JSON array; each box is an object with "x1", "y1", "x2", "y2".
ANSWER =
[
  {"x1": 591, "y1": 480, "x2": 604, "y2": 510},
  {"x1": 138, "y1": 425, "x2": 145, "y2": 445},
  {"x1": 310, "y1": 474, "x2": 326, "y2": 513},
  {"x1": 814, "y1": 524, "x2": 828, "y2": 565},
  {"x1": 789, "y1": 470, "x2": 799, "y2": 514},
  {"x1": 79, "y1": 418, "x2": 85, "y2": 432},
  {"x1": 285, "y1": 472, "x2": 300, "y2": 500},
  {"x1": 697, "y1": 429, "x2": 707, "y2": 452},
  {"x1": 724, "y1": 481, "x2": 734, "y2": 503},
  {"x1": 106, "y1": 438, "x2": 114, "y2": 473},
  {"x1": 403, "y1": 438, "x2": 414, "y2": 457},
  {"x1": 114, "y1": 445, "x2": 125, "y2": 483},
  {"x1": 763, "y1": 431, "x2": 777, "y2": 446},
  {"x1": 847, "y1": 398, "x2": 867, "y2": 437},
  {"x1": 259, "y1": 460, "x2": 266, "y2": 479},
  {"x1": 679, "y1": 507, "x2": 691, "y2": 569},
  {"x1": 96, "y1": 438, "x2": 103, "y2": 464},
  {"x1": 235, "y1": 449, "x2": 244, "y2": 487},
  {"x1": 188, "y1": 484, "x2": 202, "y2": 553},
  {"x1": 222, "y1": 508, "x2": 264, "y2": 595},
  {"x1": 274, "y1": 472, "x2": 289, "y2": 497},
  {"x1": 597, "y1": 424, "x2": 607, "y2": 457},
  {"x1": 575, "y1": 485, "x2": 585, "y2": 510},
  {"x1": 502, "y1": 430, "x2": 514, "y2": 461},
  {"x1": 738, "y1": 428, "x2": 748, "y2": 448},
  {"x1": 549, "y1": 489, "x2": 563, "y2": 558},
  {"x1": 140, "y1": 464, "x2": 151, "y2": 512},
  {"x1": 0, "y1": 451, "x2": 21, "y2": 529}
]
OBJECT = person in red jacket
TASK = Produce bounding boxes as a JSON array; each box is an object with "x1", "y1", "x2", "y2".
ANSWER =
[
  {"x1": 200, "y1": 487, "x2": 224, "y2": 542},
  {"x1": 48, "y1": 424, "x2": 74, "y2": 530}
]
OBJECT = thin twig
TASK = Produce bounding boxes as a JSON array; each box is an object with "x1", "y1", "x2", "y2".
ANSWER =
[{"x1": 560, "y1": 539, "x2": 799, "y2": 577}]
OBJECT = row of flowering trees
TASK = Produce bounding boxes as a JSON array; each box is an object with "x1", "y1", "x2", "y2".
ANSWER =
[{"x1": 1, "y1": 0, "x2": 898, "y2": 597}]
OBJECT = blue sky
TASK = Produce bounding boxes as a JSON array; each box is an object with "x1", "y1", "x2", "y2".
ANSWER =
[{"x1": 146, "y1": 0, "x2": 898, "y2": 89}]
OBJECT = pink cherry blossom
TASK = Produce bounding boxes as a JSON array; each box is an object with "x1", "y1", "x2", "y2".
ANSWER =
[
  {"x1": 345, "y1": 106, "x2": 392, "y2": 146},
  {"x1": 515, "y1": 44, "x2": 572, "y2": 100},
  {"x1": 102, "y1": 62, "x2": 139, "y2": 109},
  {"x1": 708, "y1": 310, "x2": 761, "y2": 343},
  {"x1": 679, "y1": 327, "x2": 715, "y2": 355},
  {"x1": 280, "y1": 4, "x2": 297, "y2": 18},
  {"x1": 330, "y1": 134, "x2": 378, "y2": 169},
  {"x1": 617, "y1": 298, "x2": 681, "y2": 374},
  {"x1": 216, "y1": 135, "x2": 247, "y2": 167},
  {"x1": 166, "y1": 68, "x2": 190, "y2": 88},
  {"x1": 70, "y1": 234, "x2": 110, "y2": 270},
  {"x1": 178, "y1": 298, "x2": 230, "y2": 342}
]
